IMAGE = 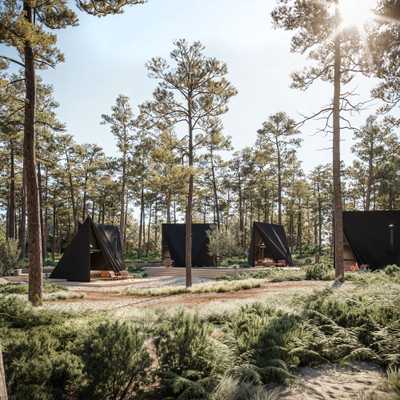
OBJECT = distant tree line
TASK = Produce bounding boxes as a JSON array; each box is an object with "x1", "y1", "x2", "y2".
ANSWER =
[{"x1": 2, "y1": 0, "x2": 400, "y2": 304}]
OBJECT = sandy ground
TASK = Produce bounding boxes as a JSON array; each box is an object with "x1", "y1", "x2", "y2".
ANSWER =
[{"x1": 279, "y1": 363, "x2": 393, "y2": 400}]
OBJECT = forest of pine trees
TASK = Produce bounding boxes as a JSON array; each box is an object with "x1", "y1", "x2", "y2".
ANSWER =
[{"x1": 1, "y1": 0, "x2": 400, "y2": 301}]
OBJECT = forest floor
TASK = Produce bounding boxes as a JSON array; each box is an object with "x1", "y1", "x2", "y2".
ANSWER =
[{"x1": 44, "y1": 278, "x2": 328, "y2": 313}]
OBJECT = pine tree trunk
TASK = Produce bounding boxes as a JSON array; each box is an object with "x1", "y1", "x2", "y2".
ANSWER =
[
  {"x1": 65, "y1": 151, "x2": 77, "y2": 231},
  {"x1": 37, "y1": 162, "x2": 46, "y2": 261},
  {"x1": 317, "y1": 182, "x2": 322, "y2": 262},
  {"x1": 333, "y1": 6, "x2": 344, "y2": 281},
  {"x1": 120, "y1": 150, "x2": 127, "y2": 250},
  {"x1": 0, "y1": 351, "x2": 7, "y2": 400},
  {"x1": 365, "y1": 143, "x2": 374, "y2": 211},
  {"x1": 24, "y1": 2, "x2": 43, "y2": 306},
  {"x1": 19, "y1": 170, "x2": 27, "y2": 259},
  {"x1": 210, "y1": 146, "x2": 220, "y2": 229},
  {"x1": 7, "y1": 140, "x2": 16, "y2": 240},
  {"x1": 297, "y1": 205, "x2": 302, "y2": 256},
  {"x1": 146, "y1": 203, "x2": 152, "y2": 256},
  {"x1": 82, "y1": 172, "x2": 88, "y2": 221},
  {"x1": 124, "y1": 192, "x2": 129, "y2": 246},
  {"x1": 166, "y1": 191, "x2": 171, "y2": 223},
  {"x1": 138, "y1": 181, "x2": 145, "y2": 257},
  {"x1": 277, "y1": 145, "x2": 282, "y2": 225},
  {"x1": 238, "y1": 171, "x2": 244, "y2": 247},
  {"x1": 185, "y1": 109, "x2": 194, "y2": 288},
  {"x1": 52, "y1": 202, "x2": 56, "y2": 262}
]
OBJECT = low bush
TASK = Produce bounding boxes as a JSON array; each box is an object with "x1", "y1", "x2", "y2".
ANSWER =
[
  {"x1": 5, "y1": 330, "x2": 85, "y2": 400},
  {"x1": 127, "y1": 266, "x2": 148, "y2": 278},
  {"x1": 0, "y1": 238, "x2": 21, "y2": 276},
  {"x1": 384, "y1": 264, "x2": 400, "y2": 276},
  {"x1": 305, "y1": 263, "x2": 333, "y2": 281},
  {"x1": 0, "y1": 298, "x2": 84, "y2": 400},
  {"x1": 0, "y1": 296, "x2": 67, "y2": 330},
  {"x1": 80, "y1": 321, "x2": 151, "y2": 400},
  {"x1": 154, "y1": 311, "x2": 232, "y2": 399}
]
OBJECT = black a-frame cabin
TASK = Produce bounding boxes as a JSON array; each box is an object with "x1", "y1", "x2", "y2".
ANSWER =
[
  {"x1": 248, "y1": 222, "x2": 294, "y2": 267},
  {"x1": 50, "y1": 217, "x2": 125, "y2": 282},
  {"x1": 343, "y1": 210, "x2": 400, "y2": 270}
]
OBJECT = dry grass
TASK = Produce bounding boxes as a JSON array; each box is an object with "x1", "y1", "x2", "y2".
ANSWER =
[{"x1": 124, "y1": 278, "x2": 264, "y2": 297}]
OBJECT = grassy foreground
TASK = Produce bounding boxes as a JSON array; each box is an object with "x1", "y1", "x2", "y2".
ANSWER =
[{"x1": 0, "y1": 269, "x2": 399, "y2": 399}]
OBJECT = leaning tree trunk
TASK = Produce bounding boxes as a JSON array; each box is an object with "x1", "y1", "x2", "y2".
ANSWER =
[
  {"x1": 24, "y1": 2, "x2": 43, "y2": 306},
  {"x1": 333, "y1": 5, "x2": 344, "y2": 281}
]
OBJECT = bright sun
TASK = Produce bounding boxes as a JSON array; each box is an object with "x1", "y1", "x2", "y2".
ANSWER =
[{"x1": 339, "y1": 0, "x2": 377, "y2": 29}]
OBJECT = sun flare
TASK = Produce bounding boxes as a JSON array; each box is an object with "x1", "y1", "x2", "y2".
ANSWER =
[{"x1": 339, "y1": 0, "x2": 377, "y2": 29}]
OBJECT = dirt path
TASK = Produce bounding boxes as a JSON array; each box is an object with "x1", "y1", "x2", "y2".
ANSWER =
[{"x1": 44, "y1": 280, "x2": 329, "y2": 313}]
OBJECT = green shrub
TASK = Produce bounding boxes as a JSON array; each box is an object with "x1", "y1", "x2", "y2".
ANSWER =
[
  {"x1": 305, "y1": 263, "x2": 333, "y2": 280},
  {"x1": 0, "y1": 296, "x2": 66, "y2": 330},
  {"x1": 80, "y1": 320, "x2": 151, "y2": 400},
  {"x1": 5, "y1": 330, "x2": 84, "y2": 400},
  {"x1": 155, "y1": 311, "x2": 232, "y2": 399},
  {"x1": 384, "y1": 265, "x2": 400, "y2": 276},
  {"x1": 0, "y1": 238, "x2": 20, "y2": 276}
]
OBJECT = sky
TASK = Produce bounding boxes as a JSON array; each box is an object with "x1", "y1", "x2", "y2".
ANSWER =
[{"x1": 5, "y1": 0, "x2": 381, "y2": 172}]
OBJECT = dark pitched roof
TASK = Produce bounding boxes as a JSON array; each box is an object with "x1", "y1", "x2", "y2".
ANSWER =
[
  {"x1": 343, "y1": 210, "x2": 400, "y2": 269},
  {"x1": 50, "y1": 217, "x2": 124, "y2": 281}
]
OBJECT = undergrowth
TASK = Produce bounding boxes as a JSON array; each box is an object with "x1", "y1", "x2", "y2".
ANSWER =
[
  {"x1": 1, "y1": 270, "x2": 400, "y2": 399},
  {"x1": 0, "y1": 283, "x2": 67, "y2": 295}
]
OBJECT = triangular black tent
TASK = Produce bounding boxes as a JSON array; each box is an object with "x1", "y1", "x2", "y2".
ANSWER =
[
  {"x1": 162, "y1": 223, "x2": 215, "y2": 267},
  {"x1": 343, "y1": 210, "x2": 400, "y2": 269},
  {"x1": 248, "y1": 222, "x2": 294, "y2": 267},
  {"x1": 50, "y1": 217, "x2": 125, "y2": 282}
]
